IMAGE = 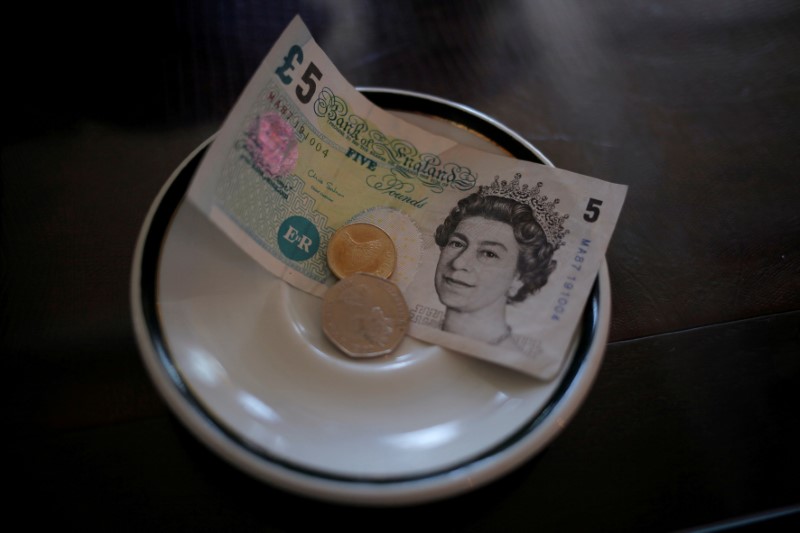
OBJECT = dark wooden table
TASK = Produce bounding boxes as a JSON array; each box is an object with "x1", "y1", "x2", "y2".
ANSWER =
[{"x1": 4, "y1": 1, "x2": 799, "y2": 531}]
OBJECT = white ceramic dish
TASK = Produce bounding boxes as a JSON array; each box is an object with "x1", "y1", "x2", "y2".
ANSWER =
[{"x1": 131, "y1": 88, "x2": 611, "y2": 506}]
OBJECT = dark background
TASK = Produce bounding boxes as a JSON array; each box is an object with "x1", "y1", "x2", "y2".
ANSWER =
[{"x1": 3, "y1": 1, "x2": 799, "y2": 531}]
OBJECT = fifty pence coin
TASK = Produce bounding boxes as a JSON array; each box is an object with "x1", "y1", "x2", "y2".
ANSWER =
[
  {"x1": 326, "y1": 223, "x2": 396, "y2": 279},
  {"x1": 322, "y1": 272, "x2": 409, "y2": 358}
]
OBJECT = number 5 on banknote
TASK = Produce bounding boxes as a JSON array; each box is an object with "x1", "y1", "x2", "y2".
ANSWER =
[{"x1": 275, "y1": 44, "x2": 324, "y2": 105}]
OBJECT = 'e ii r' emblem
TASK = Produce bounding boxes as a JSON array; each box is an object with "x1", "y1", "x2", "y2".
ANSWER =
[{"x1": 277, "y1": 215, "x2": 320, "y2": 261}]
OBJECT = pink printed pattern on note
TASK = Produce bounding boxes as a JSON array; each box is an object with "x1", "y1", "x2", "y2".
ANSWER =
[{"x1": 245, "y1": 112, "x2": 299, "y2": 176}]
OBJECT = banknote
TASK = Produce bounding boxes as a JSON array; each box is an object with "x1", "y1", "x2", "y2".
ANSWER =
[{"x1": 188, "y1": 16, "x2": 627, "y2": 380}]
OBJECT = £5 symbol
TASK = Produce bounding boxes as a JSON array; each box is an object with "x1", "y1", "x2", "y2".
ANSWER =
[
  {"x1": 278, "y1": 216, "x2": 320, "y2": 261},
  {"x1": 275, "y1": 44, "x2": 323, "y2": 104}
]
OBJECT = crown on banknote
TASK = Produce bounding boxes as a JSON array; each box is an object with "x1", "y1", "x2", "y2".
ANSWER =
[{"x1": 479, "y1": 173, "x2": 569, "y2": 249}]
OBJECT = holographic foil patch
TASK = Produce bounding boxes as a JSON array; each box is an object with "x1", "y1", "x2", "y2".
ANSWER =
[{"x1": 244, "y1": 111, "x2": 299, "y2": 176}]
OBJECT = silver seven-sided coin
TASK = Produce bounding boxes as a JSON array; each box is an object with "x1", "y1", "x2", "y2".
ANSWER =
[{"x1": 322, "y1": 272, "x2": 409, "y2": 358}]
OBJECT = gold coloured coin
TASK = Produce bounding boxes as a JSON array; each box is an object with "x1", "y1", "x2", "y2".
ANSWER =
[
  {"x1": 326, "y1": 223, "x2": 396, "y2": 279},
  {"x1": 322, "y1": 273, "x2": 409, "y2": 358}
]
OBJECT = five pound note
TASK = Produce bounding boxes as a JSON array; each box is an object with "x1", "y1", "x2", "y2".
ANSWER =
[{"x1": 187, "y1": 16, "x2": 628, "y2": 380}]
